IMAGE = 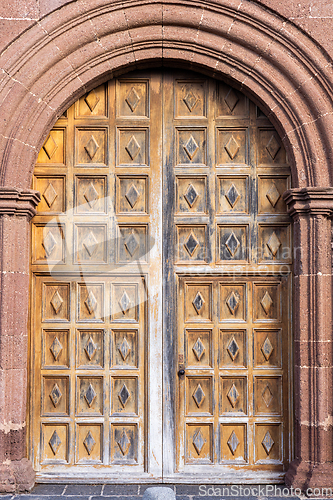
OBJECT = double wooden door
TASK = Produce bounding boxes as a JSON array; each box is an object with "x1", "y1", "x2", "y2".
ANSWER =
[{"x1": 30, "y1": 69, "x2": 292, "y2": 482}]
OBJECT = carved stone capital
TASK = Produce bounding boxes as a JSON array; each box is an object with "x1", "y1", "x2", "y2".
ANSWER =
[
  {"x1": 0, "y1": 187, "x2": 40, "y2": 219},
  {"x1": 283, "y1": 187, "x2": 333, "y2": 218}
]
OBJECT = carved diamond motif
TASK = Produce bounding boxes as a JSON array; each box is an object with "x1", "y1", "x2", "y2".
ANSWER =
[
  {"x1": 266, "y1": 183, "x2": 281, "y2": 207},
  {"x1": 267, "y1": 232, "x2": 281, "y2": 257},
  {"x1": 225, "y1": 136, "x2": 240, "y2": 160},
  {"x1": 183, "y1": 135, "x2": 199, "y2": 160},
  {"x1": 183, "y1": 90, "x2": 199, "y2": 112},
  {"x1": 227, "y1": 383, "x2": 240, "y2": 408},
  {"x1": 49, "y1": 430, "x2": 61, "y2": 455},
  {"x1": 184, "y1": 183, "x2": 199, "y2": 208},
  {"x1": 43, "y1": 134, "x2": 58, "y2": 159},
  {"x1": 261, "y1": 291, "x2": 273, "y2": 315},
  {"x1": 43, "y1": 231, "x2": 57, "y2": 257},
  {"x1": 124, "y1": 231, "x2": 139, "y2": 257},
  {"x1": 118, "y1": 384, "x2": 131, "y2": 407},
  {"x1": 225, "y1": 184, "x2": 240, "y2": 208},
  {"x1": 192, "y1": 384, "x2": 205, "y2": 408},
  {"x1": 227, "y1": 430, "x2": 240, "y2": 455},
  {"x1": 262, "y1": 337, "x2": 274, "y2": 361},
  {"x1": 262, "y1": 431, "x2": 274, "y2": 455},
  {"x1": 84, "y1": 90, "x2": 100, "y2": 112},
  {"x1": 84, "y1": 383, "x2": 97, "y2": 407},
  {"x1": 119, "y1": 338, "x2": 131, "y2": 361},
  {"x1": 225, "y1": 231, "x2": 240, "y2": 257},
  {"x1": 83, "y1": 231, "x2": 98, "y2": 257},
  {"x1": 227, "y1": 337, "x2": 240, "y2": 361},
  {"x1": 266, "y1": 135, "x2": 281, "y2": 160},
  {"x1": 85, "y1": 135, "x2": 99, "y2": 160},
  {"x1": 50, "y1": 290, "x2": 64, "y2": 314},
  {"x1": 43, "y1": 182, "x2": 58, "y2": 207},
  {"x1": 50, "y1": 336, "x2": 63, "y2": 361},
  {"x1": 224, "y1": 88, "x2": 239, "y2": 112},
  {"x1": 193, "y1": 429, "x2": 205, "y2": 455},
  {"x1": 84, "y1": 336, "x2": 97, "y2": 361},
  {"x1": 85, "y1": 291, "x2": 97, "y2": 314},
  {"x1": 184, "y1": 232, "x2": 199, "y2": 256},
  {"x1": 117, "y1": 430, "x2": 131, "y2": 455},
  {"x1": 192, "y1": 292, "x2": 205, "y2": 314},
  {"x1": 119, "y1": 291, "x2": 131, "y2": 315},
  {"x1": 262, "y1": 385, "x2": 273, "y2": 407},
  {"x1": 226, "y1": 292, "x2": 239, "y2": 315},
  {"x1": 49, "y1": 383, "x2": 62, "y2": 407},
  {"x1": 125, "y1": 87, "x2": 140, "y2": 112},
  {"x1": 192, "y1": 338, "x2": 205, "y2": 361},
  {"x1": 125, "y1": 135, "x2": 141, "y2": 160},
  {"x1": 125, "y1": 184, "x2": 140, "y2": 208},
  {"x1": 84, "y1": 182, "x2": 99, "y2": 208},
  {"x1": 83, "y1": 431, "x2": 96, "y2": 455}
]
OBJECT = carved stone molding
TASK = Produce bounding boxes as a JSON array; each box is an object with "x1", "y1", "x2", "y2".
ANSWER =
[
  {"x1": 283, "y1": 187, "x2": 333, "y2": 218},
  {"x1": 0, "y1": 188, "x2": 40, "y2": 219}
]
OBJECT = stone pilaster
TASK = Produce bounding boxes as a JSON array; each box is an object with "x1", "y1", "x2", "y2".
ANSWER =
[
  {"x1": 0, "y1": 187, "x2": 40, "y2": 493},
  {"x1": 283, "y1": 187, "x2": 333, "y2": 490}
]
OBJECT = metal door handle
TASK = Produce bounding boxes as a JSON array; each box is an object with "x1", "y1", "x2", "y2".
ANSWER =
[{"x1": 178, "y1": 369, "x2": 185, "y2": 376}]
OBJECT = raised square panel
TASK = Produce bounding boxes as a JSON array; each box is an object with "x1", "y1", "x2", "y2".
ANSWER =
[
  {"x1": 186, "y1": 424, "x2": 213, "y2": 463},
  {"x1": 186, "y1": 376, "x2": 213, "y2": 415},
  {"x1": 258, "y1": 176, "x2": 289, "y2": 214},
  {"x1": 217, "y1": 129, "x2": 248, "y2": 166},
  {"x1": 111, "y1": 377, "x2": 138, "y2": 415},
  {"x1": 217, "y1": 225, "x2": 249, "y2": 262},
  {"x1": 254, "y1": 376, "x2": 282, "y2": 415},
  {"x1": 253, "y1": 329, "x2": 282, "y2": 369},
  {"x1": 111, "y1": 424, "x2": 138, "y2": 463},
  {"x1": 220, "y1": 377, "x2": 247, "y2": 415},
  {"x1": 75, "y1": 176, "x2": 107, "y2": 214},
  {"x1": 176, "y1": 176, "x2": 207, "y2": 214},
  {"x1": 117, "y1": 225, "x2": 148, "y2": 264},
  {"x1": 111, "y1": 329, "x2": 139, "y2": 368},
  {"x1": 186, "y1": 329, "x2": 212, "y2": 368},
  {"x1": 37, "y1": 129, "x2": 65, "y2": 165},
  {"x1": 42, "y1": 283, "x2": 70, "y2": 322},
  {"x1": 117, "y1": 128, "x2": 148, "y2": 166},
  {"x1": 76, "y1": 376, "x2": 104, "y2": 415},
  {"x1": 220, "y1": 283, "x2": 246, "y2": 322},
  {"x1": 253, "y1": 283, "x2": 281, "y2": 322},
  {"x1": 216, "y1": 83, "x2": 249, "y2": 118},
  {"x1": 255, "y1": 423, "x2": 282, "y2": 463},
  {"x1": 220, "y1": 330, "x2": 247, "y2": 368},
  {"x1": 32, "y1": 223, "x2": 65, "y2": 264},
  {"x1": 220, "y1": 424, "x2": 247, "y2": 463},
  {"x1": 111, "y1": 284, "x2": 139, "y2": 323},
  {"x1": 177, "y1": 128, "x2": 206, "y2": 166},
  {"x1": 76, "y1": 128, "x2": 107, "y2": 166},
  {"x1": 185, "y1": 283, "x2": 212, "y2": 323},
  {"x1": 258, "y1": 129, "x2": 286, "y2": 165},
  {"x1": 77, "y1": 283, "x2": 104, "y2": 323},
  {"x1": 76, "y1": 424, "x2": 103, "y2": 463},
  {"x1": 42, "y1": 376, "x2": 69, "y2": 416},
  {"x1": 74, "y1": 224, "x2": 107, "y2": 264},
  {"x1": 76, "y1": 84, "x2": 107, "y2": 118},
  {"x1": 258, "y1": 224, "x2": 291, "y2": 263},
  {"x1": 177, "y1": 225, "x2": 207, "y2": 263},
  {"x1": 117, "y1": 79, "x2": 149, "y2": 118},
  {"x1": 42, "y1": 329, "x2": 70, "y2": 369},
  {"x1": 175, "y1": 80, "x2": 207, "y2": 118},
  {"x1": 41, "y1": 424, "x2": 69, "y2": 463},
  {"x1": 217, "y1": 176, "x2": 249, "y2": 214},
  {"x1": 116, "y1": 176, "x2": 148, "y2": 214},
  {"x1": 34, "y1": 176, "x2": 65, "y2": 213},
  {"x1": 76, "y1": 329, "x2": 104, "y2": 369}
]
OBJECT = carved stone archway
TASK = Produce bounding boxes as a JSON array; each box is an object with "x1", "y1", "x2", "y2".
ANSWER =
[{"x1": 0, "y1": 0, "x2": 333, "y2": 492}]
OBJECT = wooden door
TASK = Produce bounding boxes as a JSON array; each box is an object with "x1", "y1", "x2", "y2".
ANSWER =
[{"x1": 30, "y1": 69, "x2": 292, "y2": 482}]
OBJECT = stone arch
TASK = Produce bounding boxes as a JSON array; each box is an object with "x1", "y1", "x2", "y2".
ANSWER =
[{"x1": 0, "y1": 0, "x2": 333, "y2": 492}]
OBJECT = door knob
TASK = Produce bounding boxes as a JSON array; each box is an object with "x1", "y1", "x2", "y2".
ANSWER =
[{"x1": 178, "y1": 369, "x2": 185, "y2": 376}]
